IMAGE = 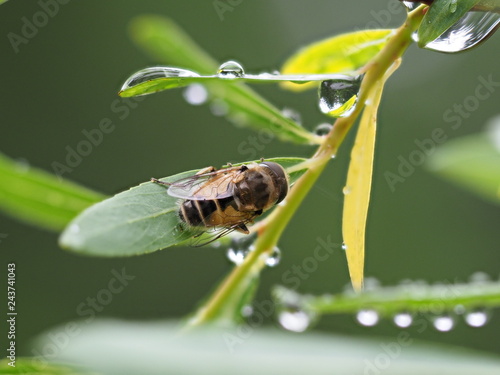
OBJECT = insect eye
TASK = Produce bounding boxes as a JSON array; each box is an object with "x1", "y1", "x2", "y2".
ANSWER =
[{"x1": 259, "y1": 162, "x2": 288, "y2": 204}]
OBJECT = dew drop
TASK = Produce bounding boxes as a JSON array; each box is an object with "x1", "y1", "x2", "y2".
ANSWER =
[
  {"x1": 265, "y1": 246, "x2": 281, "y2": 267},
  {"x1": 364, "y1": 277, "x2": 381, "y2": 292},
  {"x1": 278, "y1": 309, "x2": 311, "y2": 332},
  {"x1": 281, "y1": 107, "x2": 302, "y2": 125},
  {"x1": 469, "y1": 271, "x2": 491, "y2": 283},
  {"x1": 449, "y1": 0, "x2": 458, "y2": 13},
  {"x1": 241, "y1": 305, "x2": 254, "y2": 318},
  {"x1": 318, "y1": 75, "x2": 362, "y2": 118},
  {"x1": 314, "y1": 123, "x2": 333, "y2": 136},
  {"x1": 432, "y1": 315, "x2": 455, "y2": 332},
  {"x1": 464, "y1": 309, "x2": 490, "y2": 327},
  {"x1": 414, "y1": 10, "x2": 500, "y2": 53},
  {"x1": 402, "y1": 1, "x2": 420, "y2": 11},
  {"x1": 217, "y1": 60, "x2": 245, "y2": 78},
  {"x1": 393, "y1": 312, "x2": 413, "y2": 328},
  {"x1": 226, "y1": 234, "x2": 256, "y2": 265},
  {"x1": 356, "y1": 309, "x2": 379, "y2": 327},
  {"x1": 183, "y1": 84, "x2": 208, "y2": 105},
  {"x1": 342, "y1": 186, "x2": 352, "y2": 195},
  {"x1": 341, "y1": 242, "x2": 348, "y2": 251},
  {"x1": 209, "y1": 99, "x2": 229, "y2": 117},
  {"x1": 121, "y1": 67, "x2": 200, "y2": 93}
]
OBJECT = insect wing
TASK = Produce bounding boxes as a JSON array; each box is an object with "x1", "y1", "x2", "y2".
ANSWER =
[
  {"x1": 191, "y1": 216, "x2": 256, "y2": 247},
  {"x1": 167, "y1": 168, "x2": 238, "y2": 200}
]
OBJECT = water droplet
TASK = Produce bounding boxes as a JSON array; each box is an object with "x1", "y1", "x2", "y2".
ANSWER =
[
  {"x1": 342, "y1": 242, "x2": 348, "y2": 251},
  {"x1": 464, "y1": 309, "x2": 490, "y2": 327},
  {"x1": 183, "y1": 84, "x2": 208, "y2": 105},
  {"x1": 278, "y1": 309, "x2": 312, "y2": 332},
  {"x1": 121, "y1": 67, "x2": 200, "y2": 93},
  {"x1": 469, "y1": 271, "x2": 491, "y2": 283},
  {"x1": 432, "y1": 315, "x2": 455, "y2": 332},
  {"x1": 241, "y1": 305, "x2": 254, "y2": 318},
  {"x1": 364, "y1": 277, "x2": 381, "y2": 291},
  {"x1": 402, "y1": 1, "x2": 420, "y2": 11},
  {"x1": 393, "y1": 312, "x2": 413, "y2": 328},
  {"x1": 226, "y1": 234, "x2": 256, "y2": 265},
  {"x1": 318, "y1": 75, "x2": 362, "y2": 118},
  {"x1": 217, "y1": 61, "x2": 245, "y2": 78},
  {"x1": 281, "y1": 108, "x2": 302, "y2": 125},
  {"x1": 265, "y1": 246, "x2": 281, "y2": 267},
  {"x1": 415, "y1": 10, "x2": 500, "y2": 53},
  {"x1": 209, "y1": 99, "x2": 229, "y2": 116},
  {"x1": 449, "y1": 0, "x2": 458, "y2": 13},
  {"x1": 314, "y1": 123, "x2": 333, "y2": 136},
  {"x1": 356, "y1": 309, "x2": 379, "y2": 326},
  {"x1": 342, "y1": 186, "x2": 352, "y2": 195}
]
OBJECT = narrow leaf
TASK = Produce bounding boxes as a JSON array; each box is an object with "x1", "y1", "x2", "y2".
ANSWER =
[
  {"x1": 59, "y1": 158, "x2": 309, "y2": 257},
  {"x1": 35, "y1": 319, "x2": 500, "y2": 375},
  {"x1": 0, "y1": 358, "x2": 90, "y2": 375},
  {"x1": 0, "y1": 153, "x2": 105, "y2": 231},
  {"x1": 418, "y1": 0, "x2": 480, "y2": 48},
  {"x1": 127, "y1": 16, "x2": 320, "y2": 145},
  {"x1": 426, "y1": 126, "x2": 500, "y2": 204},
  {"x1": 274, "y1": 280, "x2": 500, "y2": 317},
  {"x1": 342, "y1": 62, "x2": 400, "y2": 291},
  {"x1": 280, "y1": 29, "x2": 394, "y2": 91}
]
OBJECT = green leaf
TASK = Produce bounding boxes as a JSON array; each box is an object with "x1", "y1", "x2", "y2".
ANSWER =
[
  {"x1": 118, "y1": 66, "x2": 358, "y2": 98},
  {"x1": 426, "y1": 129, "x2": 500, "y2": 204},
  {"x1": 0, "y1": 358, "x2": 91, "y2": 375},
  {"x1": 280, "y1": 29, "x2": 394, "y2": 91},
  {"x1": 34, "y1": 319, "x2": 500, "y2": 374},
  {"x1": 0, "y1": 153, "x2": 105, "y2": 231},
  {"x1": 274, "y1": 280, "x2": 500, "y2": 317},
  {"x1": 59, "y1": 158, "x2": 309, "y2": 257},
  {"x1": 417, "y1": 0, "x2": 480, "y2": 48},
  {"x1": 127, "y1": 16, "x2": 320, "y2": 145}
]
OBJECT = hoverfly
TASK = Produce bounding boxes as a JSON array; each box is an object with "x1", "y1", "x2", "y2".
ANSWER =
[{"x1": 151, "y1": 161, "x2": 289, "y2": 246}]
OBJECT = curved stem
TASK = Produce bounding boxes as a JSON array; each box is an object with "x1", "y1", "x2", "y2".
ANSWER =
[{"x1": 187, "y1": 5, "x2": 427, "y2": 327}]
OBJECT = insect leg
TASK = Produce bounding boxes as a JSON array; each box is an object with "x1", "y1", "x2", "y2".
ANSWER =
[{"x1": 151, "y1": 178, "x2": 171, "y2": 186}]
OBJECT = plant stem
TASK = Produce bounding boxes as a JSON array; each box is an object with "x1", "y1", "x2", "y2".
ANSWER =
[{"x1": 187, "y1": 5, "x2": 427, "y2": 327}]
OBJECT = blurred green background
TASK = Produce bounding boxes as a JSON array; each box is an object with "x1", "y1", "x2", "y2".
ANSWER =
[{"x1": 1, "y1": 0, "x2": 499, "y2": 359}]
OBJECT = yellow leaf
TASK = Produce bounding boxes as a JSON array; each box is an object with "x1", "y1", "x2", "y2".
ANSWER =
[
  {"x1": 342, "y1": 61, "x2": 400, "y2": 291},
  {"x1": 281, "y1": 29, "x2": 394, "y2": 92}
]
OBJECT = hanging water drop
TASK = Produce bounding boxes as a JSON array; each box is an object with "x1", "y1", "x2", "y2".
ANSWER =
[
  {"x1": 432, "y1": 315, "x2": 455, "y2": 332},
  {"x1": 342, "y1": 242, "x2": 348, "y2": 251},
  {"x1": 217, "y1": 61, "x2": 245, "y2": 78},
  {"x1": 278, "y1": 309, "x2": 313, "y2": 333},
  {"x1": 226, "y1": 234, "x2": 256, "y2": 265},
  {"x1": 415, "y1": 10, "x2": 500, "y2": 53},
  {"x1": 318, "y1": 75, "x2": 362, "y2": 118},
  {"x1": 356, "y1": 309, "x2": 379, "y2": 326},
  {"x1": 393, "y1": 312, "x2": 413, "y2": 328},
  {"x1": 241, "y1": 305, "x2": 254, "y2": 318},
  {"x1": 402, "y1": 1, "x2": 421, "y2": 11},
  {"x1": 121, "y1": 67, "x2": 200, "y2": 94},
  {"x1": 183, "y1": 84, "x2": 208, "y2": 105},
  {"x1": 281, "y1": 108, "x2": 302, "y2": 125},
  {"x1": 265, "y1": 246, "x2": 281, "y2": 267},
  {"x1": 342, "y1": 186, "x2": 352, "y2": 195},
  {"x1": 464, "y1": 309, "x2": 490, "y2": 327},
  {"x1": 314, "y1": 123, "x2": 333, "y2": 136}
]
